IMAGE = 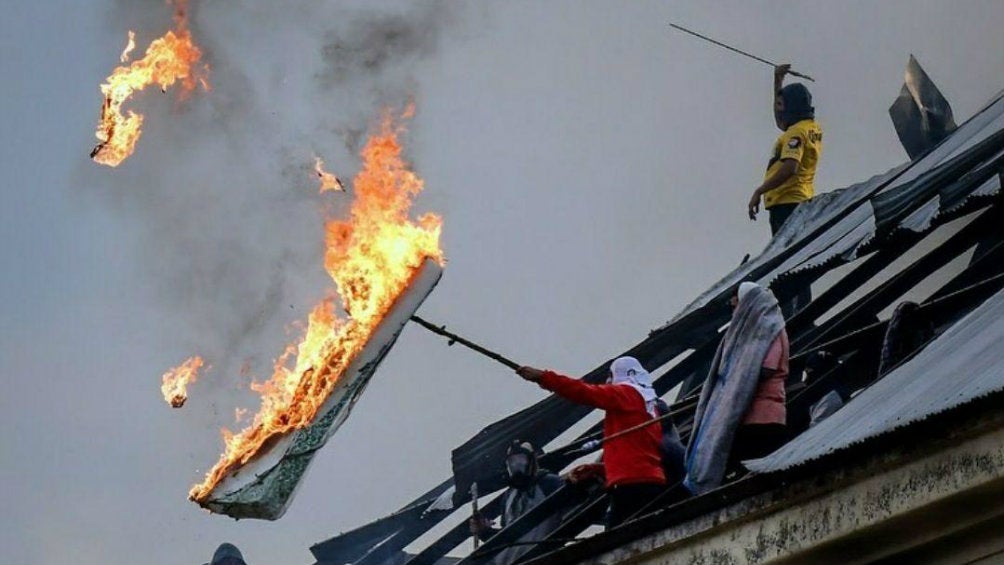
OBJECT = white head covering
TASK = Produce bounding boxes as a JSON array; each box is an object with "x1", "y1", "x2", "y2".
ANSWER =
[
  {"x1": 737, "y1": 281, "x2": 760, "y2": 306},
  {"x1": 610, "y1": 356, "x2": 658, "y2": 415}
]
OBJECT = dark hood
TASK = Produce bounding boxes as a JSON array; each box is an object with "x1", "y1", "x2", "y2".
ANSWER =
[
  {"x1": 778, "y1": 83, "x2": 815, "y2": 127},
  {"x1": 209, "y1": 543, "x2": 246, "y2": 565}
]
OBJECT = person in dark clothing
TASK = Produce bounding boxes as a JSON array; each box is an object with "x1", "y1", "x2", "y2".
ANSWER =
[
  {"x1": 517, "y1": 357, "x2": 666, "y2": 528},
  {"x1": 205, "y1": 543, "x2": 247, "y2": 565},
  {"x1": 878, "y1": 301, "x2": 934, "y2": 375},
  {"x1": 469, "y1": 441, "x2": 563, "y2": 563},
  {"x1": 653, "y1": 398, "x2": 686, "y2": 485}
]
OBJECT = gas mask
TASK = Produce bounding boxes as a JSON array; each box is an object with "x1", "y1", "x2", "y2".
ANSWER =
[{"x1": 504, "y1": 442, "x2": 538, "y2": 488}]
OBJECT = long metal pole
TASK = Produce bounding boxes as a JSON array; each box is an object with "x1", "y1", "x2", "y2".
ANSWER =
[
  {"x1": 410, "y1": 315, "x2": 522, "y2": 370},
  {"x1": 669, "y1": 22, "x2": 815, "y2": 82},
  {"x1": 470, "y1": 482, "x2": 481, "y2": 551}
]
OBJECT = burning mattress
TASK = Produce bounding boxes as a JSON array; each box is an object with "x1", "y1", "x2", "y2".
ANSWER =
[
  {"x1": 185, "y1": 109, "x2": 444, "y2": 520},
  {"x1": 195, "y1": 259, "x2": 441, "y2": 520}
]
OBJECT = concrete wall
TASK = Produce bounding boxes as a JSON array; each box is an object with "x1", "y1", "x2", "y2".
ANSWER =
[{"x1": 578, "y1": 420, "x2": 1004, "y2": 565}]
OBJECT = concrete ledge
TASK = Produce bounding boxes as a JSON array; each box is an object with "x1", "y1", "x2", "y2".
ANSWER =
[{"x1": 580, "y1": 418, "x2": 1004, "y2": 565}]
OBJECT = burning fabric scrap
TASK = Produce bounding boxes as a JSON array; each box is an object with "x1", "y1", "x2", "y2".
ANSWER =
[
  {"x1": 161, "y1": 355, "x2": 205, "y2": 408},
  {"x1": 188, "y1": 110, "x2": 444, "y2": 520},
  {"x1": 91, "y1": 0, "x2": 209, "y2": 167},
  {"x1": 315, "y1": 157, "x2": 346, "y2": 193}
]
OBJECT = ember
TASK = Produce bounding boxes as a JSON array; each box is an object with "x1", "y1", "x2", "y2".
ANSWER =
[
  {"x1": 315, "y1": 156, "x2": 345, "y2": 193},
  {"x1": 91, "y1": 0, "x2": 209, "y2": 167},
  {"x1": 189, "y1": 108, "x2": 444, "y2": 518}
]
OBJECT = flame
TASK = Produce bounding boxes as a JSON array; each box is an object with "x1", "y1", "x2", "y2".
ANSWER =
[
  {"x1": 161, "y1": 356, "x2": 205, "y2": 408},
  {"x1": 315, "y1": 157, "x2": 346, "y2": 193},
  {"x1": 91, "y1": 0, "x2": 209, "y2": 167},
  {"x1": 189, "y1": 108, "x2": 443, "y2": 502},
  {"x1": 120, "y1": 31, "x2": 137, "y2": 63}
]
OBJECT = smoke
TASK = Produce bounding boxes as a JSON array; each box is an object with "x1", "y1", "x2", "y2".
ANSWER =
[
  {"x1": 318, "y1": 3, "x2": 451, "y2": 86},
  {"x1": 86, "y1": 0, "x2": 463, "y2": 402}
]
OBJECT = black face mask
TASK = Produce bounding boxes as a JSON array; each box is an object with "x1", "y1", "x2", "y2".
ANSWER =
[{"x1": 778, "y1": 83, "x2": 815, "y2": 127}]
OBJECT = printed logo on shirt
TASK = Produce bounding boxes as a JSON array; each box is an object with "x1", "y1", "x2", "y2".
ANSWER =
[{"x1": 787, "y1": 137, "x2": 802, "y2": 149}]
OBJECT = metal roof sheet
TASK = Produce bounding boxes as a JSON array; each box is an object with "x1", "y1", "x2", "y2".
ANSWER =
[
  {"x1": 664, "y1": 93, "x2": 1004, "y2": 328},
  {"x1": 746, "y1": 287, "x2": 1004, "y2": 474}
]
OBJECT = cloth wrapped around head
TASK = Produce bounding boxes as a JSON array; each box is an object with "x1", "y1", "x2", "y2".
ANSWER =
[
  {"x1": 610, "y1": 356, "x2": 657, "y2": 415},
  {"x1": 684, "y1": 282, "x2": 786, "y2": 494},
  {"x1": 737, "y1": 281, "x2": 759, "y2": 306}
]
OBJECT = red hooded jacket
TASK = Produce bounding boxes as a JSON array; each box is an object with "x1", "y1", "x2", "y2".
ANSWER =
[{"x1": 537, "y1": 371, "x2": 666, "y2": 488}]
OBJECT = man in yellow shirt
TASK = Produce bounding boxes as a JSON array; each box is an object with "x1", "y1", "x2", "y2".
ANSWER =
[{"x1": 748, "y1": 64, "x2": 823, "y2": 235}]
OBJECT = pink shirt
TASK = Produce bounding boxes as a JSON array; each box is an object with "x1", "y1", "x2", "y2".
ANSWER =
[{"x1": 743, "y1": 329, "x2": 789, "y2": 425}]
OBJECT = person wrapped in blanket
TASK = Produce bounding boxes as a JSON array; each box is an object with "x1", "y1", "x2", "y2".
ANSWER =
[{"x1": 684, "y1": 281, "x2": 790, "y2": 495}]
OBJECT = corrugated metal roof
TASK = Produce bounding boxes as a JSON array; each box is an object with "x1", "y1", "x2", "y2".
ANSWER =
[
  {"x1": 664, "y1": 93, "x2": 1004, "y2": 328},
  {"x1": 317, "y1": 88, "x2": 1004, "y2": 565},
  {"x1": 746, "y1": 287, "x2": 1004, "y2": 473},
  {"x1": 898, "y1": 173, "x2": 1002, "y2": 234}
]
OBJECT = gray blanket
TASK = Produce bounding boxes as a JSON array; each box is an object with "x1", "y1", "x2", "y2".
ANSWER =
[{"x1": 684, "y1": 285, "x2": 785, "y2": 494}]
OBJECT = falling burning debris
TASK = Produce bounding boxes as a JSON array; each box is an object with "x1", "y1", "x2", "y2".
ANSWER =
[
  {"x1": 161, "y1": 356, "x2": 205, "y2": 408},
  {"x1": 314, "y1": 156, "x2": 346, "y2": 193},
  {"x1": 188, "y1": 108, "x2": 444, "y2": 519},
  {"x1": 120, "y1": 31, "x2": 137, "y2": 63},
  {"x1": 91, "y1": 0, "x2": 209, "y2": 167}
]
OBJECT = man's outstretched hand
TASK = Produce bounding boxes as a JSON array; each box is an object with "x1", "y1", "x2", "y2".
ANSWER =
[{"x1": 516, "y1": 366, "x2": 544, "y2": 382}]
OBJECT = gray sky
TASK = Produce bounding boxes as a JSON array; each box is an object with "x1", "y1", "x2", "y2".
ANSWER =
[{"x1": 2, "y1": 1, "x2": 1002, "y2": 564}]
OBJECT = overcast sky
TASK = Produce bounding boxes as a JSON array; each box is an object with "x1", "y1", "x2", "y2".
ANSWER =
[{"x1": 2, "y1": 2, "x2": 1003, "y2": 564}]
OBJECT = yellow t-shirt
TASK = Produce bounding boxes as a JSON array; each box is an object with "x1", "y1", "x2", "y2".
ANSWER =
[{"x1": 763, "y1": 119, "x2": 822, "y2": 208}]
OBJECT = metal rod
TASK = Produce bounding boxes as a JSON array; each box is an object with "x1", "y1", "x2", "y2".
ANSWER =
[
  {"x1": 668, "y1": 22, "x2": 815, "y2": 82},
  {"x1": 410, "y1": 315, "x2": 522, "y2": 370},
  {"x1": 473, "y1": 537, "x2": 586, "y2": 557},
  {"x1": 470, "y1": 482, "x2": 480, "y2": 551},
  {"x1": 561, "y1": 404, "x2": 691, "y2": 457}
]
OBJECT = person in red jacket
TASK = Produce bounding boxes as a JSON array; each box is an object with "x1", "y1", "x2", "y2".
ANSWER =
[{"x1": 516, "y1": 357, "x2": 666, "y2": 528}]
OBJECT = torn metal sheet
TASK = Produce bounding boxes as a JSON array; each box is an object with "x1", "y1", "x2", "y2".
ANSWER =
[
  {"x1": 890, "y1": 55, "x2": 957, "y2": 159},
  {"x1": 199, "y1": 259, "x2": 443, "y2": 520}
]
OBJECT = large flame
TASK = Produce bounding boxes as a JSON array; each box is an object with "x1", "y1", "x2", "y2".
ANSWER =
[
  {"x1": 189, "y1": 109, "x2": 443, "y2": 502},
  {"x1": 91, "y1": 0, "x2": 209, "y2": 167},
  {"x1": 161, "y1": 356, "x2": 205, "y2": 408}
]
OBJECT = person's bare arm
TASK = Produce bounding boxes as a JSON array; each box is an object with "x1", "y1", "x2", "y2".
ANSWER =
[
  {"x1": 774, "y1": 63, "x2": 791, "y2": 96},
  {"x1": 749, "y1": 159, "x2": 798, "y2": 220},
  {"x1": 772, "y1": 64, "x2": 792, "y2": 129}
]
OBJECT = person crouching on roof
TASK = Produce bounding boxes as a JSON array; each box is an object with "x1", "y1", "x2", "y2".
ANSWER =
[
  {"x1": 516, "y1": 357, "x2": 666, "y2": 528},
  {"x1": 469, "y1": 440, "x2": 564, "y2": 563},
  {"x1": 684, "y1": 282, "x2": 789, "y2": 495}
]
